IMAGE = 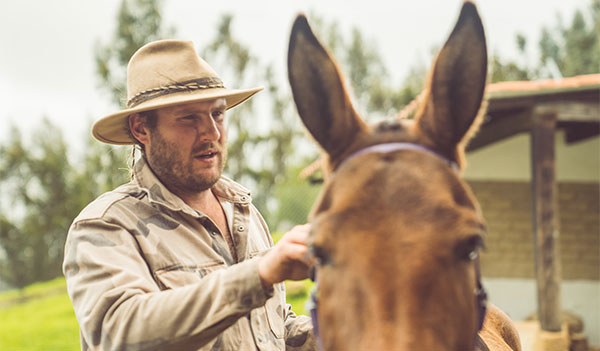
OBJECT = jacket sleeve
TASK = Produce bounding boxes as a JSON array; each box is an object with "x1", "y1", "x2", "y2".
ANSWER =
[
  {"x1": 283, "y1": 305, "x2": 318, "y2": 351},
  {"x1": 63, "y1": 217, "x2": 273, "y2": 351}
]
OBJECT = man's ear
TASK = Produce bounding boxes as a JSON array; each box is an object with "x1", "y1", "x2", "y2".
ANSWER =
[{"x1": 129, "y1": 113, "x2": 150, "y2": 146}]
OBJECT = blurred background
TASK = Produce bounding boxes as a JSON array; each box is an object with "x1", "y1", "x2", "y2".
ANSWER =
[{"x1": 0, "y1": 0, "x2": 597, "y2": 349}]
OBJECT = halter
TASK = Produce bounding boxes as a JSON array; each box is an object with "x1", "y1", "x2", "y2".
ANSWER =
[
  {"x1": 343, "y1": 142, "x2": 459, "y2": 171},
  {"x1": 307, "y1": 142, "x2": 488, "y2": 350}
]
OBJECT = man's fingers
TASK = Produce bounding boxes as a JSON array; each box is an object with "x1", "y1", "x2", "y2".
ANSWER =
[
  {"x1": 282, "y1": 224, "x2": 311, "y2": 244},
  {"x1": 279, "y1": 242, "x2": 308, "y2": 262},
  {"x1": 258, "y1": 224, "x2": 313, "y2": 285}
]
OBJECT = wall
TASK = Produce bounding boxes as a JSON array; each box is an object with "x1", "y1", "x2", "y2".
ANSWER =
[
  {"x1": 464, "y1": 131, "x2": 600, "y2": 182},
  {"x1": 469, "y1": 181, "x2": 599, "y2": 281}
]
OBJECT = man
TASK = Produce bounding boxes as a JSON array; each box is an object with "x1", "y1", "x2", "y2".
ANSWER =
[{"x1": 63, "y1": 39, "x2": 316, "y2": 351}]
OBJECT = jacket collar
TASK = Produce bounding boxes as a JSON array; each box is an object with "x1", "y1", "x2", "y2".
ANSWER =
[{"x1": 132, "y1": 157, "x2": 252, "y2": 217}]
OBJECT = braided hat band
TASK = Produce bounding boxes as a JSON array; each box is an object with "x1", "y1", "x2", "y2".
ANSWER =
[
  {"x1": 126, "y1": 77, "x2": 225, "y2": 108},
  {"x1": 92, "y1": 40, "x2": 263, "y2": 145}
]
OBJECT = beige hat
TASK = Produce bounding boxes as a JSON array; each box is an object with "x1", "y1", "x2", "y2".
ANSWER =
[{"x1": 92, "y1": 40, "x2": 263, "y2": 145}]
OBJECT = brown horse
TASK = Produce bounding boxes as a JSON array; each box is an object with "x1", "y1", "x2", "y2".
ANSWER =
[{"x1": 288, "y1": 2, "x2": 522, "y2": 351}]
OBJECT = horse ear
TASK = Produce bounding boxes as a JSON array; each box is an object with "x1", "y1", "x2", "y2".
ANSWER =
[
  {"x1": 416, "y1": 1, "x2": 487, "y2": 160},
  {"x1": 288, "y1": 14, "x2": 367, "y2": 162}
]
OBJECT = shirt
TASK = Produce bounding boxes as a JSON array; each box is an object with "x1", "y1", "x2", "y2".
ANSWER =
[{"x1": 63, "y1": 157, "x2": 315, "y2": 351}]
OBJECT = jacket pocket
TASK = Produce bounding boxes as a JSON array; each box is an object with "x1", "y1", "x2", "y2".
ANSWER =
[{"x1": 154, "y1": 261, "x2": 224, "y2": 289}]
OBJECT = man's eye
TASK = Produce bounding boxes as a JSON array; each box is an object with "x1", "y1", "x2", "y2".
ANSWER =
[{"x1": 212, "y1": 111, "x2": 224, "y2": 119}]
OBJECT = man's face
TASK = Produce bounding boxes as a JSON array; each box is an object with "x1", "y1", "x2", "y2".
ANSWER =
[{"x1": 144, "y1": 98, "x2": 228, "y2": 194}]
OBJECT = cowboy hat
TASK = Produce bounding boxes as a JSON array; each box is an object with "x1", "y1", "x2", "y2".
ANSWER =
[{"x1": 92, "y1": 40, "x2": 263, "y2": 145}]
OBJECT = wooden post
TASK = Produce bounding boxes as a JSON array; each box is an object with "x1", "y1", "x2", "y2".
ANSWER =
[{"x1": 530, "y1": 112, "x2": 562, "y2": 332}]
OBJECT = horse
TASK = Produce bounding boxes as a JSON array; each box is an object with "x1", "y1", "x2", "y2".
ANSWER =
[{"x1": 287, "y1": 2, "x2": 522, "y2": 351}]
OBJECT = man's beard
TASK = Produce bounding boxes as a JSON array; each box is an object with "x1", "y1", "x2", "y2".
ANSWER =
[{"x1": 147, "y1": 130, "x2": 227, "y2": 194}]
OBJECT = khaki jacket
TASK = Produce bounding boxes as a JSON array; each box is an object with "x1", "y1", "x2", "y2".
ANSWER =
[{"x1": 63, "y1": 158, "x2": 315, "y2": 351}]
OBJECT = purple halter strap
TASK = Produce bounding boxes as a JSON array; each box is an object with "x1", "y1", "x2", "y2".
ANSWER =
[
  {"x1": 341, "y1": 142, "x2": 459, "y2": 172},
  {"x1": 307, "y1": 142, "x2": 488, "y2": 350}
]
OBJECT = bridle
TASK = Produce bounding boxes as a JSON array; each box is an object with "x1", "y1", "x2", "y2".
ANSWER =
[{"x1": 306, "y1": 142, "x2": 488, "y2": 350}]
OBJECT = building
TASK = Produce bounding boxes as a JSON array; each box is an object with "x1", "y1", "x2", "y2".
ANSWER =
[{"x1": 466, "y1": 74, "x2": 600, "y2": 347}]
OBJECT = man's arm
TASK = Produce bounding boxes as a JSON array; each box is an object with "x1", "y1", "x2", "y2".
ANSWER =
[
  {"x1": 258, "y1": 224, "x2": 318, "y2": 350},
  {"x1": 64, "y1": 218, "x2": 272, "y2": 351}
]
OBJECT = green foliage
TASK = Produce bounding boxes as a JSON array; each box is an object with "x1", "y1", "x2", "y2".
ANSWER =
[
  {"x1": 541, "y1": 4, "x2": 600, "y2": 76},
  {"x1": 309, "y1": 15, "x2": 424, "y2": 118},
  {"x1": 95, "y1": 0, "x2": 175, "y2": 106},
  {"x1": 0, "y1": 120, "x2": 75, "y2": 288},
  {"x1": 270, "y1": 165, "x2": 322, "y2": 231},
  {"x1": 490, "y1": 55, "x2": 532, "y2": 82},
  {"x1": 491, "y1": 0, "x2": 598, "y2": 82},
  {"x1": 285, "y1": 280, "x2": 315, "y2": 316},
  {"x1": 75, "y1": 134, "x2": 131, "y2": 198},
  {"x1": 0, "y1": 120, "x2": 129, "y2": 290}
]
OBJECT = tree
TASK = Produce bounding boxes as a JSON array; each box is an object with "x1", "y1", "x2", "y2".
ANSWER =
[
  {"x1": 539, "y1": 1, "x2": 599, "y2": 77},
  {"x1": 95, "y1": 0, "x2": 175, "y2": 106},
  {"x1": 309, "y1": 15, "x2": 425, "y2": 119},
  {"x1": 0, "y1": 121, "x2": 87, "y2": 288},
  {"x1": 491, "y1": 0, "x2": 598, "y2": 82}
]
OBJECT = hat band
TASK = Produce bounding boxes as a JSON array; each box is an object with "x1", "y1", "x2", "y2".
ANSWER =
[{"x1": 127, "y1": 77, "x2": 225, "y2": 108}]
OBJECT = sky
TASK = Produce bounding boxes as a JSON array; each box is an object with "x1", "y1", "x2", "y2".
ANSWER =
[{"x1": 0, "y1": 0, "x2": 590, "y2": 151}]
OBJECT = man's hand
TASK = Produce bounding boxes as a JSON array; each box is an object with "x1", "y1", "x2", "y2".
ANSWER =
[{"x1": 258, "y1": 224, "x2": 312, "y2": 288}]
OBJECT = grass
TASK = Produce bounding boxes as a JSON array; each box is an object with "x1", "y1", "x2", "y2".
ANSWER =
[
  {"x1": 0, "y1": 277, "x2": 67, "y2": 306},
  {"x1": 0, "y1": 279, "x2": 80, "y2": 351},
  {"x1": 286, "y1": 279, "x2": 314, "y2": 316}
]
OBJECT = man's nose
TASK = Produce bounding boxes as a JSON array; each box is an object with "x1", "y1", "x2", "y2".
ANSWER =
[{"x1": 197, "y1": 118, "x2": 221, "y2": 141}]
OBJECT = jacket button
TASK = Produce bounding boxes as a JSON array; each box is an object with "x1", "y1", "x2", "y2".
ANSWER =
[
  {"x1": 242, "y1": 294, "x2": 252, "y2": 306},
  {"x1": 238, "y1": 225, "x2": 245, "y2": 232},
  {"x1": 257, "y1": 334, "x2": 264, "y2": 343}
]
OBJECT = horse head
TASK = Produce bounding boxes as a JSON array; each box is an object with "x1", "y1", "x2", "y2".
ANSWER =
[{"x1": 288, "y1": 2, "x2": 496, "y2": 350}]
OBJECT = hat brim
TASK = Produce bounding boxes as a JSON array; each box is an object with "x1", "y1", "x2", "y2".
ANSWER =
[{"x1": 92, "y1": 86, "x2": 263, "y2": 145}]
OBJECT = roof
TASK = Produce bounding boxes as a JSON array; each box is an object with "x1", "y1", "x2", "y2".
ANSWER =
[
  {"x1": 467, "y1": 74, "x2": 600, "y2": 151},
  {"x1": 486, "y1": 74, "x2": 600, "y2": 98}
]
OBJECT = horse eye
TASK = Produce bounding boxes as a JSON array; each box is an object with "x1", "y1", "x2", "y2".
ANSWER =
[
  {"x1": 310, "y1": 244, "x2": 332, "y2": 266},
  {"x1": 455, "y1": 235, "x2": 485, "y2": 262},
  {"x1": 468, "y1": 251, "x2": 479, "y2": 261}
]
